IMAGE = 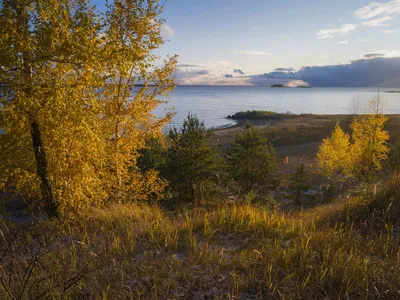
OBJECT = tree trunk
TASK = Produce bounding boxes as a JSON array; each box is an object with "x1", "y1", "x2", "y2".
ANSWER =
[
  {"x1": 18, "y1": 4, "x2": 58, "y2": 218},
  {"x1": 29, "y1": 114, "x2": 59, "y2": 218}
]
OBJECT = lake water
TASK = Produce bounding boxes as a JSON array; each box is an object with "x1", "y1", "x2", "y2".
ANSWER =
[{"x1": 154, "y1": 86, "x2": 400, "y2": 129}]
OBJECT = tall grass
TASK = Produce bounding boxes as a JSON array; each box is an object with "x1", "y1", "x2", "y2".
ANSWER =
[{"x1": 1, "y1": 197, "x2": 400, "y2": 299}]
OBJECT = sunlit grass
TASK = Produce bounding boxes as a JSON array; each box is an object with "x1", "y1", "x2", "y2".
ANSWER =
[{"x1": 1, "y1": 197, "x2": 400, "y2": 299}]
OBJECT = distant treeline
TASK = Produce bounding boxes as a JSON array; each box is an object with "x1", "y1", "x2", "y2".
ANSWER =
[{"x1": 227, "y1": 110, "x2": 286, "y2": 120}]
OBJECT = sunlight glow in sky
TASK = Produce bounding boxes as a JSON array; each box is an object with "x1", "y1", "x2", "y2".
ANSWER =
[{"x1": 94, "y1": 0, "x2": 400, "y2": 86}]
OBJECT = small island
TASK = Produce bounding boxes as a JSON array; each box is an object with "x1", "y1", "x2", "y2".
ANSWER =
[
  {"x1": 271, "y1": 84, "x2": 312, "y2": 88},
  {"x1": 227, "y1": 110, "x2": 286, "y2": 120}
]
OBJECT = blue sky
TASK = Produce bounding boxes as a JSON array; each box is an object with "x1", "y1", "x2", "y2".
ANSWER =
[{"x1": 94, "y1": 0, "x2": 400, "y2": 86}]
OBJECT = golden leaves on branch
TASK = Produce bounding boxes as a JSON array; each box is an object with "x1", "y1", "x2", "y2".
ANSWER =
[
  {"x1": 317, "y1": 114, "x2": 389, "y2": 182},
  {"x1": 0, "y1": 0, "x2": 177, "y2": 215}
]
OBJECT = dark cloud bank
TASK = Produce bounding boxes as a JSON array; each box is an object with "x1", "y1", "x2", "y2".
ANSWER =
[{"x1": 251, "y1": 57, "x2": 400, "y2": 87}]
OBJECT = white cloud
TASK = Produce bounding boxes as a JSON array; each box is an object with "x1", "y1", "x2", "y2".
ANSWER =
[
  {"x1": 233, "y1": 50, "x2": 271, "y2": 56},
  {"x1": 317, "y1": 24, "x2": 357, "y2": 39},
  {"x1": 385, "y1": 50, "x2": 400, "y2": 57},
  {"x1": 362, "y1": 16, "x2": 392, "y2": 27},
  {"x1": 379, "y1": 49, "x2": 400, "y2": 57},
  {"x1": 161, "y1": 23, "x2": 174, "y2": 37},
  {"x1": 339, "y1": 40, "x2": 349, "y2": 44},
  {"x1": 203, "y1": 59, "x2": 231, "y2": 70},
  {"x1": 287, "y1": 80, "x2": 309, "y2": 87},
  {"x1": 174, "y1": 59, "x2": 236, "y2": 85},
  {"x1": 354, "y1": 0, "x2": 400, "y2": 20},
  {"x1": 384, "y1": 29, "x2": 400, "y2": 33}
]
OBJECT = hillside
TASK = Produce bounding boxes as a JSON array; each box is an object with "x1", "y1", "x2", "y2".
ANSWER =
[{"x1": 2, "y1": 113, "x2": 400, "y2": 299}]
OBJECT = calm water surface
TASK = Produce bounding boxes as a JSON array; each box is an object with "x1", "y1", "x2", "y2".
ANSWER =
[{"x1": 154, "y1": 86, "x2": 400, "y2": 129}]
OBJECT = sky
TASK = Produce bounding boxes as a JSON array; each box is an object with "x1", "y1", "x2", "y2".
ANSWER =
[{"x1": 94, "y1": 0, "x2": 400, "y2": 86}]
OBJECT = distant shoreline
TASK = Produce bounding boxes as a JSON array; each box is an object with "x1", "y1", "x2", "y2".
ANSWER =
[
  {"x1": 214, "y1": 119, "x2": 273, "y2": 131},
  {"x1": 164, "y1": 87, "x2": 400, "y2": 130},
  {"x1": 214, "y1": 112, "x2": 400, "y2": 132}
]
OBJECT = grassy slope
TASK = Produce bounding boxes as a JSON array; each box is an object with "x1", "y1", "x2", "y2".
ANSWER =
[
  {"x1": 2, "y1": 197, "x2": 400, "y2": 299},
  {"x1": 3, "y1": 114, "x2": 400, "y2": 299}
]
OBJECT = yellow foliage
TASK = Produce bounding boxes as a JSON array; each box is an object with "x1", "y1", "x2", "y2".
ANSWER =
[
  {"x1": 317, "y1": 123, "x2": 351, "y2": 179},
  {"x1": 317, "y1": 114, "x2": 389, "y2": 182},
  {"x1": 350, "y1": 114, "x2": 389, "y2": 180},
  {"x1": 0, "y1": 0, "x2": 176, "y2": 215}
]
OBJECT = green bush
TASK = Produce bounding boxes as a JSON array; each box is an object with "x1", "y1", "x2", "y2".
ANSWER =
[
  {"x1": 244, "y1": 190, "x2": 257, "y2": 204},
  {"x1": 288, "y1": 163, "x2": 312, "y2": 206}
]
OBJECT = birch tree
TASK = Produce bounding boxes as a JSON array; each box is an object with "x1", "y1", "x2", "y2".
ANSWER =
[{"x1": 0, "y1": 0, "x2": 176, "y2": 217}]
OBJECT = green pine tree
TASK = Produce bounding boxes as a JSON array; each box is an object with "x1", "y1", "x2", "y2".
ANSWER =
[
  {"x1": 166, "y1": 114, "x2": 224, "y2": 205},
  {"x1": 226, "y1": 122, "x2": 278, "y2": 193},
  {"x1": 288, "y1": 163, "x2": 312, "y2": 206},
  {"x1": 137, "y1": 138, "x2": 167, "y2": 172}
]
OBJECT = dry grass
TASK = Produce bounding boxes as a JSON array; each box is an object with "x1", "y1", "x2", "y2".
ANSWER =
[
  {"x1": 1, "y1": 196, "x2": 400, "y2": 299},
  {"x1": 3, "y1": 114, "x2": 400, "y2": 299}
]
